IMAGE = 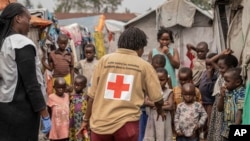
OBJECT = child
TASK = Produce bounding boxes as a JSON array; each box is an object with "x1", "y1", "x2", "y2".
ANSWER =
[
  {"x1": 217, "y1": 68, "x2": 245, "y2": 140},
  {"x1": 47, "y1": 77, "x2": 70, "y2": 141},
  {"x1": 173, "y1": 67, "x2": 202, "y2": 108},
  {"x1": 174, "y1": 83, "x2": 207, "y2": 141},
  {"x1": 198, "y1": 53, "x2": 218, "y2": 139},
  {"x1": 207, "y1": 49, "x2": 238, "y2": 141},
  {"x1": 42, "y1": 34, "x2": 74, "y2": 88},
  {"x1": 143, "y1": 68, "x2": 173, "y2": 141},
  {"x1": 148, "y1": 27, "x2": 180, "y2": 87},
  {"x1": 139, "y1": 54, "x2": 167, "y2": 141},
  {"x1": 74, "y1": 43, "x2": 98, "y2": 86},
  {"x1": 186, "y1": 42, "x2": 209, "y2": 87},
  {"x1": 69, "y1": 75, "x2": 89, "y2": 141}
]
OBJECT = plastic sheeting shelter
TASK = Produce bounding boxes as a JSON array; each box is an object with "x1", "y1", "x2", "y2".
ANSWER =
[
  {"x1": 125, "y1": 0, "x2": 218, "y2": 67},
  {"x1": 58, "y1": 15, "x2": 106, "y2": 59}
]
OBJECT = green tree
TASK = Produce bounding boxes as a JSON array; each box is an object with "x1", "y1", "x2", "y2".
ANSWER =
[{"x1": 55, "y1": 0, "x2": 123, "y2": 13}]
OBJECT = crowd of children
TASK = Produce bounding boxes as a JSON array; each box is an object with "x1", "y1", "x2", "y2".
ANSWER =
[{"x1": 41, "y1": 26, "x2": 247, "y2": 141}]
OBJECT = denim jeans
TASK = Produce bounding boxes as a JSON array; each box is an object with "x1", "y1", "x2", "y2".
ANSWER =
[{"x1": 138, "y1": 110, "x2": 148, "y2": 141}]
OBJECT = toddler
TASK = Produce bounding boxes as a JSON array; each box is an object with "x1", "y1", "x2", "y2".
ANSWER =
[
  {"x1": 175, "y1": 83, "x2": 207, "y2": 141},
  {"x1": 47, "y1": 77, "x2": 69, "y2": 141}
]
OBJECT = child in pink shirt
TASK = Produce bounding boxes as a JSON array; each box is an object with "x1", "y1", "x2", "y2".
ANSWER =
[{"x1": 47, "y1": 77, "x2": 70, "y2": 141}]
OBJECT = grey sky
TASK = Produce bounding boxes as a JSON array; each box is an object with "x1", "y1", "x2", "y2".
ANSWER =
[{"x1": 17, "y1": 0, "x2": 165, "y2": 14}]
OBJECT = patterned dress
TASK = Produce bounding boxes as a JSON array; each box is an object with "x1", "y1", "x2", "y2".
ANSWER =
[
  {"x1": 207, "y1": 75, "x2": 224, "y2": 141},
  {"x1": 69, "y1": 92, "x2": 88, "y2": 141},
  {"x1": 143, "y1": 89, "x2": 173, "y2": 141}
]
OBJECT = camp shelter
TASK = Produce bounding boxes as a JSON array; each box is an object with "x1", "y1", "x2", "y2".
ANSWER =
[
  {"x1": 125, "y1": 0, "x2": 219, "y2": 67},
  {"x1": 104, "y1": 19, "x2": 125, "y2": 54},
  {"x1": 58, "y1": 15, "x2": 106, "y2": 59}
]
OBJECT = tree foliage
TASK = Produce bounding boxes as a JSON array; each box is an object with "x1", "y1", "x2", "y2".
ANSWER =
[
  {"x1": 191, "y1": 0, "x2": 211, "y2": 10},
  {"x1": 55, "y1": 0, "x2": 123, "y2": 13}
]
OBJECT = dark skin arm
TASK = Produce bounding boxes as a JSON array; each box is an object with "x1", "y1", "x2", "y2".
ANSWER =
[
  {"x1": 154, "y1": 98, "x2": 166, "y2": 121},
  {"x1": 206, "y1": 49, "x2": 233, "y2": 70},
  {"x1": 162, "y1": 46, "x2": 180, "y2": 69},
  {"x1": 162, "y1": 93, "x2": 174, "y2": 110},
  {"x1": 76, "y1": 97, "x2": 93, "y2": 136},
  {"x1": 70, "y1": 53, "x2": 74, "y2": 86},
  {"x1": 235, "y1": 109, "x2": 243, "y2": 124},
  {"x1": 74, "y1": 68, "x2": 80, "y2": 75},
  {"x1": 42, "y1": 53, "x2": 53, "y2": 71},
  {"x1": 217, "y1": 86, "x2": 226, "y2": 112}
]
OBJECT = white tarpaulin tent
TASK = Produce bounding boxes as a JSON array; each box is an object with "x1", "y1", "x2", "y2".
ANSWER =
[{"x1": 125, "y1": 0, "x2": 221, "y2": 68}]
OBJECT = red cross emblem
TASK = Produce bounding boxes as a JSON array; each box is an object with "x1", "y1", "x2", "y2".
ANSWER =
[
  {"x1": 105, "y1": 73, "x2": 133, "y2": 101},
  {"x1": 107, "y1": 75, "x2": 130, "y2": 98}
]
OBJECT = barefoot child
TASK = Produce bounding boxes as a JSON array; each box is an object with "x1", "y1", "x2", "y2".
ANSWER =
[
  {"x1": 69, "y1": 75, "x2": 89, "y2": 141},
  {"x1": 47, "y1": 77, "x2": 70, "y2": 141},
  {"x1": 143, "y1": 68, "x2": 174, "y2": 141},
  {"x1": 175, "y1": 83, "x2": 207, "y2": 141}
]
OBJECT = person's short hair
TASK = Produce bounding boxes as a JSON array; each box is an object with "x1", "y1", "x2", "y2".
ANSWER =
[
  {"x1": 225, "y1": 67, "x2": 243, "y2": 84},
  {"x1": 156, "y1": 67, "x2": 168, "y2": 76},
  {"x1": 178, "y1": 67, "x2": 193, "y2": 79},
  {"x1": 157, "y1": 26, "x2": 174, "y2": 43},
  {"x1": 118, "y1": 27, "x2": 147, "y2": 50},
  {"x1": 152, "y1": 54, "x2": 166, "y2": 67},
  {"x1": 197, "y1": 41, "x2": 208, "y2": 49},
  {"x1": 75, "y1": 74, "x2": 87, "y2": 84},
  {"x1": 218, "y1": 54, "x2": 238, "y2": 68},
  {"x1": 85, "y1": 43, "x2": 96, "y2": 53}
]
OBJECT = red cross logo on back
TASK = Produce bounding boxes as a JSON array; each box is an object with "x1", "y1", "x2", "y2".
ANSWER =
[
  {"x1": 107, "y1": 75, "x2": 130, "y2": 98},
  {"x1": 104, "y1": 73, "x2": 134, "y2": 101}
]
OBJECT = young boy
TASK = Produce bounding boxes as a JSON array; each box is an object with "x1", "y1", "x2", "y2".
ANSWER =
[
  {"x1": 74, "y1": 43, "x2": 98, "y2": 86},
  {"x1": 175, "y1": 83, "x2": 207, "y2": 141},
  {"x1": 173, "y1": 67, "x2": 202, "y2": 108},
  {"x1": 186, "y1": 42, "x2": 209, "y2": 87},
  {"x1": 217, "y1": 68, "x2": 245, "y2": 140},
  {"x1": 42, "y1": 34, "x2": 74, "y2": 87},
  {"x1": 198, "y1": 53, "x2": 218, "y2": 139}
]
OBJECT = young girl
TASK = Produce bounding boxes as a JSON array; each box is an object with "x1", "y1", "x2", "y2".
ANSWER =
[
  {"x1": 148, "y1": 27, "x2": 180, "y2": 87},
  {"x1": 139, "y1": 55, "x2": 167, "y2": 141},
  {"x1": 74, "y1": 43, "x2": 98, "y2": 86},
  {"x1": 207, "y1": 49, "x2": 238, "y2": 141},
  {"x1": 174, "y1": 83, "x2": 207, "y2": 141},
  {"x1": 47, "y1": 77, "x2": 70, "y2": 141},
  {"x1": 217, "y1": 68, "x2": 245, "y2": 141},
  {"x1": 69, "y1": 75, "x2": 89, "y2": 141},
  {"x1": 143, "y1": 68, "x2": 173, "y2": 141}
]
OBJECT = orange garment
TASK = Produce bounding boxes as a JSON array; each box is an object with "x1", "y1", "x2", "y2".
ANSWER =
[
  {"x1": 173, "y1": 86, "x2": 201, "y2": 109},
  {"x1": 47, "y1": 93, "x2": 70, "y2": 140}
]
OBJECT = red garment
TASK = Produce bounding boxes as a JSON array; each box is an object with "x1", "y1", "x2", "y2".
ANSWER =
[
  {"x1": 91, "y1": 121, "x2": 139, "y2": 141},
  {"x1": 186, "y1": 50, "x2": 195, "y2": 69}
]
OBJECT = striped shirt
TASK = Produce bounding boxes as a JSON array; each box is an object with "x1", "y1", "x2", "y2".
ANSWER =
[{"x1": 49, "y1": 49, "x2": 74, "y2": 77}]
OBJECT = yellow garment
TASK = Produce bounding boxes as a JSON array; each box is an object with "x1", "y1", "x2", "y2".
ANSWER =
[
  {"x1": 52, "y1": 73, "x2": 71, "y2": 92},
  {"x1": 94, "y1": 31, "x2": 106, "y2": 59}
]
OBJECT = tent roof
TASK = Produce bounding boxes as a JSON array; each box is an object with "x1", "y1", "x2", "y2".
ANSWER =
[
  {"x1": 105, "y1": 19, "x2": 125, "y2": 32},
  {"x1": 58, "y1": 15, "x2": 101, "y2": 33},
  {"x1": 125, "y1": 0, "x2": 213, "y2": 28}
]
